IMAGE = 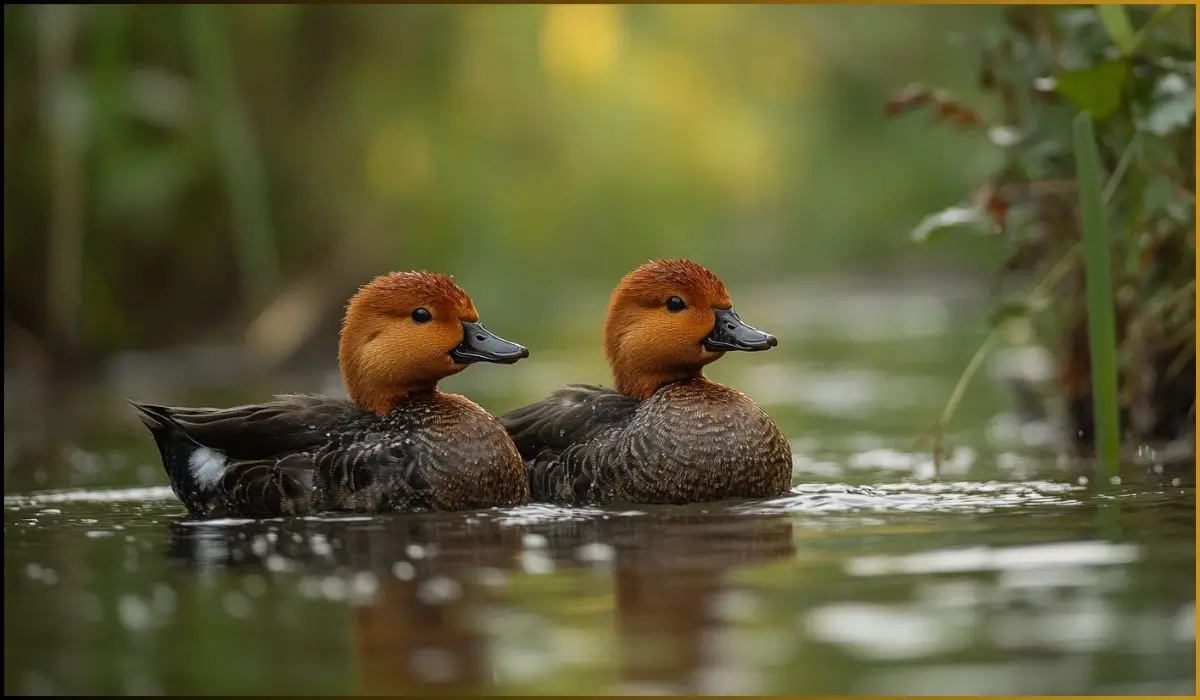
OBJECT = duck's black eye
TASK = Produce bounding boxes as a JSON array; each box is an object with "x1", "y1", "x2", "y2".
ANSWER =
[
  {"x1": 666, "y1": 296, "x2": 687, "y2": 312},
  {"x1": 411, "y1": 307, "x2": 433, "y2": 324}
]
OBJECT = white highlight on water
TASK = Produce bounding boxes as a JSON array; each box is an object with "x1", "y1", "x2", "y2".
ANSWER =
[
  {"x1": 845, "y1": 540, "x2": 1142, "y2": 577},
  {"x1": 3, "y1": 486, "x2": 176, "y2": 506}
]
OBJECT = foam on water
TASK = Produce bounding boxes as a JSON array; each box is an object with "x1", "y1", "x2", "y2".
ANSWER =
[
  {"x1": 734, "y1": 480, "x2": 1085, "y2": 515},
  {"x1": 491, "y1": 503, "x2": 647, "y2": 527}
]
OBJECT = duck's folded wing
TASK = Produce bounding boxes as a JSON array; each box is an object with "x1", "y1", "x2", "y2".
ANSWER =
[
  {"x1": 211, "y1": 453, "x2": 316, "y2": 518},
  {"x1": 499, "y1": 385, "x2": 639, "y2": 504},
  {"x1": 309, "y1": 434, "x2": 435, "y2": 512},
  {"x1": 130, "y1": 394, "x2": 365, "y2": 460},
  {"x1": 498, "y1": 384, "x2": 639, "y2": 461}
]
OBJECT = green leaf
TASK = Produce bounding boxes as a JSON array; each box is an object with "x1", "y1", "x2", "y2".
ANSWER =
[
  {"x1": 1098, "y1": 5, "x2": 1135, "y2": 55},
  {"x1": 1056, "y1": 60, "x2": 1131, "y2": 121},
  {"x1": 909, "y1": 205, "x2": 991, "y2": 244}
]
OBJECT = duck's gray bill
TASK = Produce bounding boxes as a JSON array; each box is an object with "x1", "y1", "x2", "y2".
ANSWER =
[
  {"x1": 450, "y1": 321, "x2": 530, "y2": 364},
  {"x1": 703, "y1": 307, "x2": 778, "y2": 352}
]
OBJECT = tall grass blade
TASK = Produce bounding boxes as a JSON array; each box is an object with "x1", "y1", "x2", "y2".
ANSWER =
[
  {"x1": 1071, "y1": 111, "x2": 1122, "y2": 483},
  {"x1": 181, "y1": 5, "x2": 280, "y2": 308},
  {"x1": 38, "y1": 5, "x2": 85, "y2": 358}
]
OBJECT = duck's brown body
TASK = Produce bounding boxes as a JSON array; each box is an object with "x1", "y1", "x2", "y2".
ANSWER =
[
  {"x1": 134, "y1": 392, "x2": 528, "y2": 519},
  {"x1": 310, "y1": 392, "x2": 528, "y2": 513},
  {"x1": 503, "y1": 378, "x2": 792, "y2": 505}
]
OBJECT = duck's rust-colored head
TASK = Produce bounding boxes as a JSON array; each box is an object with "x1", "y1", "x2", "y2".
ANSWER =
[
  {"x1": 339, "y1": 271, "x2": 528, "y2": 414},
  {"x1": 603, "y1": 259, "x2": 778, "y2": 400}
]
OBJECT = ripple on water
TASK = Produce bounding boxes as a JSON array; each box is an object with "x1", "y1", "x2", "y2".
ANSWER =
[
  {"x1": 737, "y1": 480, "x2": 1085, "y2": 515},
  {"x1": 0, "y1": 477, "x2": 1111, "y2": 529}
]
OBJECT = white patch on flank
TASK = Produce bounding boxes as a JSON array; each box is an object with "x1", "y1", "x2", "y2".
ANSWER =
[{"x1": 189, "y1": 447, "x2": 228, "y2": 488}]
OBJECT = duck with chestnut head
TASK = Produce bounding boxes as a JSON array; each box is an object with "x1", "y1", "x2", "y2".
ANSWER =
[
  {"x1": 500, "y1": 258, "x2": 792, "y2": 506},
  {"x1": 131, "y1": 271, "x2": 531, "y2": 519}
]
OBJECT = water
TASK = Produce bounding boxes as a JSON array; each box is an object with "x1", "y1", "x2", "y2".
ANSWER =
[{"x1": 4, "y1": 283, "x2": 1195, "y2": 695}]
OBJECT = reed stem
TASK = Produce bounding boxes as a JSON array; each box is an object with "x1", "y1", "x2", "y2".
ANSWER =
[{"x1": 1071, "y1": 111, "x2": 1122, "y2": 483}]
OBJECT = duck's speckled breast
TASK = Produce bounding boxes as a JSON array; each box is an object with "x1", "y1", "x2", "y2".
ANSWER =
[
  {"x1": 602, "y1": 379, "x2": 793, "y2": 504},
  {"x1": 310, "y1": 393, "x2": 528, "y2": 513}
]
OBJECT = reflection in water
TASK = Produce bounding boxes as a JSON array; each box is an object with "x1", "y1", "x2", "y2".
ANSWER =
[
  {"x1": 606, "y1": 514, "x2": 793, "y2": 694},
  {"x1": 169, "y1": 516, "x2": 522, "y2": 695},
  {"x1": 527, "y1": 511, "x2": 796, "y2": 693},
  {"x1": 165, "y1": 509, "x2": 796, "y2": 695},
  {"x1": 345, "y1": 521, "x2": 523, "y2": 696}
]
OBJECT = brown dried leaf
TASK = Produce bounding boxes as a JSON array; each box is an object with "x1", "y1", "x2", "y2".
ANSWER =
[
  {"x1": 886, "y1": 83, "x2": 985, "y2": 129},
  {"x1": 883, "y1": 83, "x2": 933, "y2": 117},
  {"x1": 972, "y1": 182, "x2": 1009, "y2": 233}
]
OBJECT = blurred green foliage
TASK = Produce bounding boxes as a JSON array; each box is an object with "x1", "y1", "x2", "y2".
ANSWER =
[
  {"x1": 888, "y1": 4, "x2": 1195, "y2": 449},
  {"x1": 4, "y1": 4, "x2": 1009, "y2": 368}
]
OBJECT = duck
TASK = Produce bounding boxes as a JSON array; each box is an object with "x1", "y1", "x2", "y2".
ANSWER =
[
  {"x1": 500, "y1": 258, "x2": 793, "y2": 506},
  {"x1": 131, "y1": 270, "x2": 532, "y2": 519}
]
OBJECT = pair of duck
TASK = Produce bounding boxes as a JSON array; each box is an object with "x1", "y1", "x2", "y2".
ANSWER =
[{"x1": 132, "y1": 259, "x2": 793, "y2": 519}]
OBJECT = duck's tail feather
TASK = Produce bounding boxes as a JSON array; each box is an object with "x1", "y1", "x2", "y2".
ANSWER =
[{"x1": 128, "y1": 400, "x2": 230, "y2": 510}]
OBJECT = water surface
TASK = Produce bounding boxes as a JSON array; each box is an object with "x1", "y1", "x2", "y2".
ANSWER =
[{"x1": 5, "y1": 286, "x2": 1194, "y2": 695}]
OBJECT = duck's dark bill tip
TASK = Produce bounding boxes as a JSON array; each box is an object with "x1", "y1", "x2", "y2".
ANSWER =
[
  {"x1": 483, "y1": 346, "x2": 530, "y2": 364},
  {"x1": 451, "y1": 321, "x2": 529, "y2": 365},
  {"x1": 704, "y1": 307, "x2": 778, "y2": 352}
]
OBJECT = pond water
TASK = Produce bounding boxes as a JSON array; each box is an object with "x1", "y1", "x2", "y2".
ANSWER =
[{"x1": 4, "y1": 282, "x2": 1195, "y2": 695}]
